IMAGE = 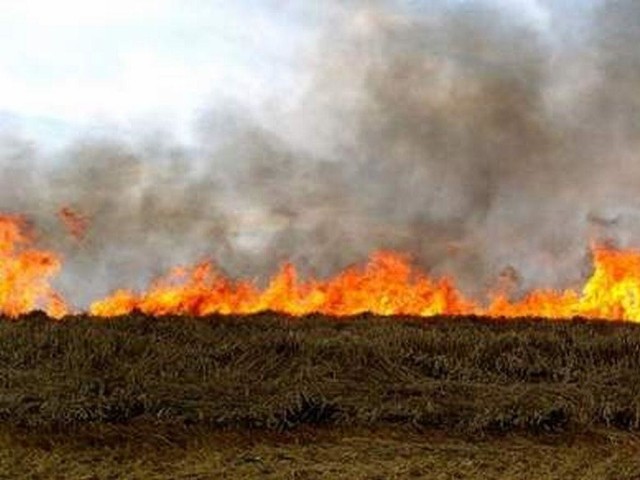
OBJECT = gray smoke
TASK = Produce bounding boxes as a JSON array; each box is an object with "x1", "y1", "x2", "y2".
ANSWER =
[{"x1": 1, "y1": 0, "x2": 639, "y2": 307}]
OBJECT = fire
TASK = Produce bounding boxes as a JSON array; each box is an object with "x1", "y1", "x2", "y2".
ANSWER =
[
  {"x1": 486, "y1": 246, "x2": 640, "y2": 321},
  {"x1": 58, "y1": 206, "x2": 89, "y2": 242},
  {"x1": 5, "y1": 211, "x2": 640, "y2": 322},
  {"x1": 581, "y1": 246, "x2": 640, "y2": 320},
  {"x1": 87, "y1": 246, "x2": 640, "y2": 322},
  {"x1": 89, "y1": 252, "x2": 473, "y2": 317},
  {"x1": 0, "y1": 216, "x2": 67, "y2": 318},
  {"x1": 90, "y1": 245, "x2": 640, "y2": 322}
]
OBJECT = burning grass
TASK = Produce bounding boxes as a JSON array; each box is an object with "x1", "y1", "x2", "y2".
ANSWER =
[
  {"x1": 8, "y1": 213, "x2": 640, "y2": 321},
  {"x1": 1, "y1": 312, "x2": 640, "y2": 434}
]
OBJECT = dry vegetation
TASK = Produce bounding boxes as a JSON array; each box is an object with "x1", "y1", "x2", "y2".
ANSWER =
[
  {"x1": 4, "y1": 426, "x2": 640, "y2": 479},
  {"x1": 2, "y1": 312, "x2": 640, "y2": 478}
]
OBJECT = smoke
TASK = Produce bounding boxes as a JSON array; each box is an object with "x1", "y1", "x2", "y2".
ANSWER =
[{"x1": 1, "y1": 0, "x2": 640, "y2": 306}]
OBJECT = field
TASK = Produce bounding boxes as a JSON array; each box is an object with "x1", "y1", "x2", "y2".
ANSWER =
[{"x1": 2, "y1": 312, "x2": 640, "y2": 479}]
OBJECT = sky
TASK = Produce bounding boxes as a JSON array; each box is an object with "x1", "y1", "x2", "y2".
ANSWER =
[
  {"x1": 0, "y1": 0, "x2": 591, "y2": 150},
  {"x1": 0, "y1": 0, "x2": 319, "y2": 147},
  {"x1": 1, "y1": 0, "x2": 632, "y2": 306}
]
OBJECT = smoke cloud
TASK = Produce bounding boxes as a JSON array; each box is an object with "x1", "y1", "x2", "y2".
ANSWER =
[{"x1": 1, "y1": 0, "x2": 639, "y2": 306}]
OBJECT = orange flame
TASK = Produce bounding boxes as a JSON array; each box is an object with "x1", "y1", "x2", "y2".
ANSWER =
[
  {"x1": 0, "y1": 216, "x2": 67, "y2": 318},
  {"x1": 58, "y1": 206, "x2": 89, "y2": 242},
  {"x1": 89, "y1": 246, "x2": 640, "y2": 322},
  {"x1": 90, "y1": 252, "x2": 473, "y2": 317},
  {"x1": 484, "y1": 246, "x2": 640, "y2": 321},
  {"x1": 5, "y1": 211, "x2": 640, "y2": 322}
]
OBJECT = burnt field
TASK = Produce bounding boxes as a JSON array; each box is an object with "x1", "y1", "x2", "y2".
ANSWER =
[{"x1": 1, "y1": 312, "x2": 640, "y2": 434}]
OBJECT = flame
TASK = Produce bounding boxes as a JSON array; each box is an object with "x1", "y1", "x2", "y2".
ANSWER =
[
  {"x1": 58, "y1": 206, "x2": 89, "y2": 242},
  {"x1": 4, "y1": 211, "x2": 640, "y2": 322},
  {"x1": 90, "y1": 252, "x2": 473, "y2": 317},
  {"x1": 0, "y1": 216, "x2": 67, "y2": 318},
  {"x1": 485, "y1": 246, "x2": 640, "y2": 321},
  {"x1": 89, "y1": 244, "x2": 640, "y2": 322}
]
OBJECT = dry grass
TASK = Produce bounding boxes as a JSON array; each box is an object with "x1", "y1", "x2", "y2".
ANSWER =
[
  {"x1": 1, "y1": 312, "x2": 640, "y2": 478},
  {"x1": 1, "y1": 426, "x2": 640, "y2": 479},
  {"x1": 0, "y1": 312, "x2": 639, "y2": 433}
]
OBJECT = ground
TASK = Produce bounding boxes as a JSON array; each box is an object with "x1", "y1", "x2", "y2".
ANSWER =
[
  {"x1": 3, "y1": 426, "x2": 640, "y2": 479},
  {"x1": 1, "y1": 312, "x2": 640, "y2": 479}
]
